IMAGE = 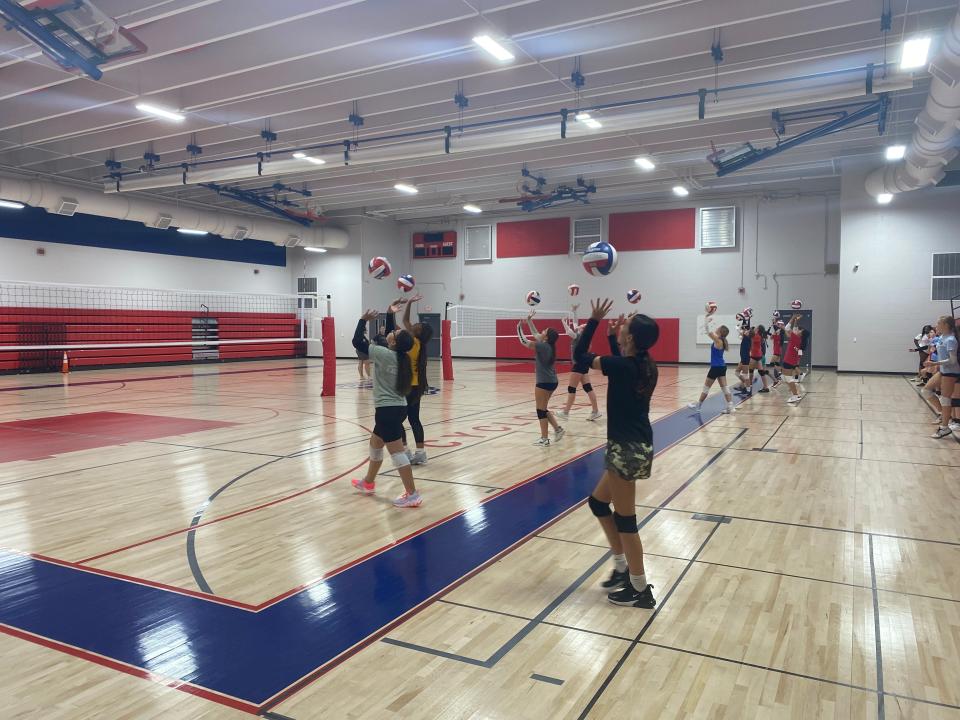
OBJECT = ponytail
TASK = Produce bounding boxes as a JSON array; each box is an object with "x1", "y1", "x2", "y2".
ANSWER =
[
  {"x1": 414, "y1": 324, "x2": 434, "y2": 397},
  {"x1": 392, "y1": 329, "x2": 414, "y2": 396},
  {"x1": 628, "y1": 315, "x2": 660, "y2": 399}
]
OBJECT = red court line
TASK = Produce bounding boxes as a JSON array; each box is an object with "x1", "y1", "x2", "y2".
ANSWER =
[
  {"x1": 77, "y1": 458, "x2": 369, "y2": 565},
  {"x1": 0, "y1": 624, "x2": 261, "y2": 715}
]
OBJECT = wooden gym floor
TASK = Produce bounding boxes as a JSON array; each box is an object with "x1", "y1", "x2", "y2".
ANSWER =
[{"x1": 1, "y1": 359, "x2": 959, "y2": 719}]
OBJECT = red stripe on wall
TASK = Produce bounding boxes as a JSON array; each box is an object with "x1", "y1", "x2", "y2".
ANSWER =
[
  {"x1": 608, "y1": 208, "x2": 695, "y2": 251},
  {"x1": 496, "y1": 218, "x2": 570, "y2": 258},
  {"x1": 494, "y1": 318, "x2": 679, "y2": 362}
]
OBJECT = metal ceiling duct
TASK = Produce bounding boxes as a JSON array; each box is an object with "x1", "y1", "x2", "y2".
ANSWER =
[
  {"x1": 866, "y1": 3, "x2": 960, "y2": 196},
  {"x1": 0, "y1": 175, "x2": 348, "y2": 249},
  {"x1": 103, "y1": 74, "x2": 915, "y2": 194}
]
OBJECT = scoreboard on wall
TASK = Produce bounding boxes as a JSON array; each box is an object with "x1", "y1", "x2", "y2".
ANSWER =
[{"x1": 412, "y1": 231, "x2": 456, "y2": 258}]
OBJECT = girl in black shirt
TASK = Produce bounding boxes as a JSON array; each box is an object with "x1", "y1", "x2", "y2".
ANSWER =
[{"x1": 573, "y1": 298, "x2": 660, "y2": 609}]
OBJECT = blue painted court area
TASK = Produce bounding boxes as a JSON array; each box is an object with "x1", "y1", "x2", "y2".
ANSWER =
[{"x1": 0, "y1": 391, "x2": 735, "y2": 710}]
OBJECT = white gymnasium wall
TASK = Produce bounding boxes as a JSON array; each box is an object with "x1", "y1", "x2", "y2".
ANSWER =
[
  {"x1": 838, "y1": 164, "x2": 960, "y2": 373},
  {"x1": 0, "y1": 235, "x2": 291, "y2": 293},
  {"x1": 403, "y1": 194, "x2": 841, "y2": 364}
]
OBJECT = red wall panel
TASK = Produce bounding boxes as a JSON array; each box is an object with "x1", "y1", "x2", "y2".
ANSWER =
[
  {"x1": 608, "y1": 208, "x2": 695, "y2": 251},
  {"x1": 496, "y1": 217, "x2": 570, "y2": 258}
]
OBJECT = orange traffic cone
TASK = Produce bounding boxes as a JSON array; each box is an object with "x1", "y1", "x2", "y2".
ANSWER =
[{"x1": 61, "y1": 352, "x2": 70, "y2": 374}]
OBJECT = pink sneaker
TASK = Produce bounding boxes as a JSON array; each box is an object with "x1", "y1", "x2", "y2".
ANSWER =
[
  {"x1": 351, "y1": 479, "x2": 375, "y2": 495},
  {"x1": 393, "y1": 491, "x2": 423, "y2": 508}
]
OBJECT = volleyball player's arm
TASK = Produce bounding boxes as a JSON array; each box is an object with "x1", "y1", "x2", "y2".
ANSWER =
[
  {"x1": 525, "y1": 317, "x2": 539, "y2": 338},
  {"x1": 516, "y1": 322, "x2": 534, "y2": 348},
  {"x1": 402, "y1": 295, "x2": 417, "y2": 332},
  {"x1": 574, "y1": 318, "x2": 602, "y2": 370},
  {"x1": 352, "y1": 319, "x2": 370, "y2": 354},
  {"x1": 563, "y1": 318, "x2": 577, "y2": 339}
]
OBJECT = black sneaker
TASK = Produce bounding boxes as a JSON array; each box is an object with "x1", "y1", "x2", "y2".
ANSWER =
[
  {"x1": 607, "y1": 583, "x2": 656, "y2": 608},
  {"x1": 758, "y1": 388, "x2": 770, "y2": 393},
  {"x1": 601, "y1": 568, "x2": 629, "y2": 589}
]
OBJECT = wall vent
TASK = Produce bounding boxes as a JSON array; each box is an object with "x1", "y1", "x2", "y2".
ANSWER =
[
  {"x1": 572, "y1": 217, "x2": 602, "y2": 254},
  {"x1": 465, "y1": 225, "x2": 493, "y2": 262},
  {"x1": 154, "y1": 213, "x2": 173, "y2": 229},
  {"x1": 932, "y1": 252, "x2": 960, "y2": 301},
  {"x1": 232, "y1": 226, "x2": 250, "y2": 240},
  {"x1": 56, "y1": 197, "x2": 79, "y2": 216},
  {"x1": 298, "y1": 277, "x2": 318, "y2": 293},
  {"x1": 699, "y1": 206, "x2": 737, "y2": 249}
]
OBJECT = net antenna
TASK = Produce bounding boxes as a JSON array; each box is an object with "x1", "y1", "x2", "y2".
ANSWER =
[
  {"x1": 0, "y1": 0, "x2": 148, "y2": 80},
  {"x1": 447, "y1": 303, "x2": 573, "y2": 339}
]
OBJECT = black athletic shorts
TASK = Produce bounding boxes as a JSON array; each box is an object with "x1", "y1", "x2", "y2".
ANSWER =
[
  {"x1": 536, "y1": 382, "x2": 559, "y2": 392},
  {"x1": 942, "y1": 372, "x2": 960, "y2": 379},
  {"x1": 783, "y1": 362, "x2": 798, "y2": 371},
  {"x1": 707, "y1": 365, "x2": 727, "y2": 379},
  {"x1": 739, "y1": 349, "x2": 751, "y2": 365},
  {"x1": 572, "y1": 362, "x2": 591, "y2": 375},
  {"x1": 373, "y1": 405, "x2": 408, "y2": 443}
]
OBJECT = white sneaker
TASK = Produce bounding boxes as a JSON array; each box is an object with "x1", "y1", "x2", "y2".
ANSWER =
[
  {"x1": 411, "y1": 450, "x2": 428, "y2": 465},
  {"x1": 687, "y1": 402, "x2": 701, "y2": 410},
  {"x1": 949, "y1": 421, "x2": 960, "y2": 431},
  {"x1": 404, "y1": 448, "x2": 413, "y2": 462},
  {"x1": 554, "y1": 426, "x2": 566, "y2": 441},
  {"x1": 532, "y1": 437, "x2": 550, "y2": 447},
  {"x1": 723, "y1": 403, "x2": 735, "y2": 414},
  {"x1": 797, "y1": 373, "x2": 807, "y2": 382},
  {"x1": 787, "y1": 395, "x2": 802, "y2": 404},
  {"x1": 932, "y1": 426, "x2": 953, "y2": 439},
  {"x1": 587, "y1": 411, "x2": 603, "y2": 421},
  {"x1": 557, "y1": 410, "x2": 569, "y2": 421}
]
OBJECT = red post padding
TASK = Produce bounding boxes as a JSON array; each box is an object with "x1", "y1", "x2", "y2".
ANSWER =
[
  {"x1": 321, "y1": 316, "x2": 336, "y2": 396},
  {"x1": 441, "y1": 319, "x2": 454, "y2": 381}
]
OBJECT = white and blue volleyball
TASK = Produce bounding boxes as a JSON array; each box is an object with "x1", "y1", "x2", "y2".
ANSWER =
[
  {"x1": 367, "y1": 256, "x2": 392, "y2": 279},
  {"x1": 525, "y1": 290, "x2": 541, "y2": 306},
  {"x1": 627, "y1": 289, "x2": 642, "y2": 304},
  {"x1": 581, "y1": 241, "x2": 618, "y2": 276},
  {"x1": 397, "y1": 273, "x2": 415, "y2": 292}
]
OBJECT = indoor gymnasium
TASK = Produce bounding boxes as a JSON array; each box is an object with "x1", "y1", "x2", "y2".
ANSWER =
[{"x1": 2, "y1": 1, "x2": 960, "y2": 718}]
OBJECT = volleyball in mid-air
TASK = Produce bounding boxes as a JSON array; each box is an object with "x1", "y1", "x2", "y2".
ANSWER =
[
  {"x1": 705, "y1": 300, "x2": 718, "y2": 313},
  {"x1": 627, "y1": 289, "x2": 642, "y2": 304},
  {"x1": 525, "y1": 290, "x2": 541, "y2": 306},
  {"x1": 791, "y1": 299, "x2": 803, "y2": 310},
  {"x1": 772, "y1": 310, "x2": 781, "y2": 320},
  {"x1": 581, "y1": 241, "x2": 618, "y2": 276},
  {"x1": 742, "y1": 306, "x2": 753, "y2": 318},
  {"x1": 568, "y1": 284, "x2": 580, "y2": 296},
  {"x1": 735, "y1": 312, "x2": 745, "y2": 323},
  {"x1": 397, "y1": 274, "x2": 415, "y2": 292},
  {"x1": 367, "y1": 256, "x2": 392, "y2": 279}
]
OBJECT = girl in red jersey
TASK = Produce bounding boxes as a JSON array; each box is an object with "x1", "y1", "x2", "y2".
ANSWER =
[
  {"x1": 782, "y1": 314, "x2": 805, "y2": 403},
  {"x1": 747, "y1": 325, "x2": 772, "y2": 393},
  {"x1": 769, "y1": 319, "x2": 785, "y2": 384}
]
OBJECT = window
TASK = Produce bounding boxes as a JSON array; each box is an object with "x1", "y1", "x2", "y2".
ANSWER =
[
  {"x1": 698, "y1": 206, "x2": 737, "y2": 249},
  {"x1": 572, "y1": 217, "x2": 602, "y2": 254},
  {"x1": 932, "y1": 252, "x2": 960, "y2": 301},
  {"x1": 465, "y1": 225, "x2": 492, "y2": 262}
]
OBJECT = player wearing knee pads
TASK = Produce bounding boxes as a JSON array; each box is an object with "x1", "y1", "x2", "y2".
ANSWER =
[
  {"x1": 559, "y1": 309, "x2": 602, "y2": 422},
  {"x1": 689, "y1": 312, "x2": 734, "y2": 414}
]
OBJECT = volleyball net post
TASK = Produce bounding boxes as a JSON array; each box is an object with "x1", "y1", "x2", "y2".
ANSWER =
[
  {"x1": 441, "y1": 302, "x2": 454, "y2": 381},
  {"x1": 321, "y1": 315, "x2": 336, "y2": 396}
]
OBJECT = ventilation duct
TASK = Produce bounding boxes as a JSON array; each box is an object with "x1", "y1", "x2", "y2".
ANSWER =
[
  {"x1": 55, "y1": 197, "x2": 79, "y2": 216},
  {"x1": 0, "y1": 175, "x2": 348, "y2": 249},
  {"x1": 866, "y1": 4, "x2": 960, "y2": 196}
]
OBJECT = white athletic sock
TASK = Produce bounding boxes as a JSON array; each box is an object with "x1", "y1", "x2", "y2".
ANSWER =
[
  {"x1": 629, "y1": 573, "x2": 648, "y2": 591},
  {"x1": 612, "y1": 554, "x2": 627, "y2": 572}
]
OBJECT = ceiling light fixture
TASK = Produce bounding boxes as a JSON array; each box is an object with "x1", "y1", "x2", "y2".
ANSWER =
[
  {"x1": 877, "y1": 193, "x2": 893, "y2": 205},
  {"x1": 472, "y1": 35, "x2": 514, "y2": 62},
  {"x1": 135, "y1": 103, "x2": 185, "y2": 122},
  {"x1": 176, "y1": 228, "x2": 208, "y2": 236},
  {"x1": 394, "y1": 183, "x2": 419, "y2": 194},
  {"x1": 0, "y1": 200, "x2": 25, "y2": 209},
  {"x1": 672, "y1": 185, "x2": 690, "y2": 197},
  {"x1": 292, "y1": 152, "x2": 307, "y2": 159},
  {"x1": 634, "y1": 156, "x2": 656, "y2": 171},
  {"x1": 575, "y1": 112, "x2": 602, "y2": 129},
  {"x1": 885, "y1": 145, "x2": 906, "y2": 160},
  {"x1": 900, "y1": 36, "x2": 931, "y2": 69},
  {"x1": 304, "y1": 247, "x2": 328, "y2": 253},
  {"x1": 462, "y1": 204, "x2": 482, "y2": 214},
  {"x1": 304, "y1": 156, "x2": 325, "y2": 165}
]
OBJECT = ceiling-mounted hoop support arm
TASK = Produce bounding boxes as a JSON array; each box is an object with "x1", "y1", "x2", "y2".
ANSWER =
[
  {"x1": 698, "y1": 89, "x2": 707, "y2": 119},
  {"x1": 256, "y1": 152, "x2": 264, "y2": 176},
  {"x1": 444, "y1": 126, "x2": 452, "y2": 154},
  {"x1": 866, "y1": 63, "x2": 875, "y2": 95},
  {"x1": 560, "y1": 108, "x2": 568, "y2": 139},
  {"x1": 200, "y1": 183, "x2": 314, "y2": 226},
  {"x1": 0, "y1": 0, "x2": 105, "y2": 79},
  {"x1": 343, "y1": 140, "x2": 351, "y2": 166}
]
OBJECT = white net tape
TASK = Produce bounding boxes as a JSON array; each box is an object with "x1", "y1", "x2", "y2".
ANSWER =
[
  {"x1": 447, "y1": 304, "x2": 573, "y2": 339},
  {"x1": 0, "y1": 280, "x2": 323, "y2": 351}
]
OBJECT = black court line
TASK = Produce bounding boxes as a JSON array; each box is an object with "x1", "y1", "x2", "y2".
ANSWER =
[
  {"x1": 757, "y1": 416, "x2": 787, "y2": 450},
  {"x1": 260, "y1": 711, "x2": 298, "y2": 720},
  {"x1": 868, "y1": 535, "x2": 886, "y2": 720},
  {"x1": 530, "y1": 673, "x2": 564, "y2": 686},
  {"x1": 575, "y1": 521, "x2": 725, "y2": 720}
]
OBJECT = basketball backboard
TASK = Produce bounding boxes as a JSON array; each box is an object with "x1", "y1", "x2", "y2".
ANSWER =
[{"x1": 0, "y1": 0, "x2": 146, "y2": 79}]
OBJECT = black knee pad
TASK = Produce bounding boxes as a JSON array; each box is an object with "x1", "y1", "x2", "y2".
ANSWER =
[
  {"x1": 759, "y1": 370, "x2": 769, "y2": 376},
  {"x1": 582, "y1": 383, "x2": 593, "y2": 393},
  {"x1": 567, "y1": 386, "x2": 577, "y2": 394},
  {"x1": 536, "y1": 409, "x2": 548, "y2": 419},
  {"x1": 587, "y1": 495, "x2": 612, "y2": 517},
  {"x1": 613, "y1": 512, "x2": 638, "y2": 534},
  {"x1": 952, "y1": 398, "x2": 960, "y2": 407}
]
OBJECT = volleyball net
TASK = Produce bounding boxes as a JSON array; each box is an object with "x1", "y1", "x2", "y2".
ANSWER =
[
  {"x1": 446, "y1": 303, "x2": 575, "y2": 339},
  {"x1": 0, "y1": 280, "x2": 325, "y2": 371}
]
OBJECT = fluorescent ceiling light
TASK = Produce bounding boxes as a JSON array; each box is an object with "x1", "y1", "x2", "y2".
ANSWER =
[
  {"x1": 877, "y1": 193, "x2": 893, "y2": 205},
  {"x1": 885, "y1": 145, "x2": 906, "y2": 160},
  {"x1": 292, "y1": 152, "x2": 307, "y2": 159},
  {"x1": 0, "y1": 199, "x2": 25, "y2": 209},
  {"x1": 472, "y1": 35, "x2": 514, "y2": 62},
  {"x1": 176, "y1": 228, "x2": 208, "y2": 235},
  {"x1": 304, "y1": 156, "x2": 325, "y2": 165},
  {"x1": 672, "y1": 185, "x2": 690, "y2": 197},
  {"x1": 900, "y1": 36, "x2": 931, "y2": 69},
  {"x1": 394, "y1": 183, "x2": 419, "y2": 194},
  {"x1": 575, "y1": 112, "x2": 591, "y2": 121},
  {"x1": 135, "y1": 103, "x2": 185, "y2": 122},
  {"x1": 304, "y1": 246, "x2": 328, "y2": 253},
  {"x1": 634, "y1": 156, "x2": 656, "y2": 171},
  {"x1": 462, "y1": 204, "x2": 482, "y2": 214}
]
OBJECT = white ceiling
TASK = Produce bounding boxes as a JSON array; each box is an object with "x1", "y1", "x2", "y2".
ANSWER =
[{"x1": 0, "y1": 0, "x2": 952, "y2": 223}]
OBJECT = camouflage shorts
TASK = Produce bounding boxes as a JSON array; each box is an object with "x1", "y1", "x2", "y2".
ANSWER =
[{"x1": 604, "y1": 439, "x2": 654, "y2": 481}]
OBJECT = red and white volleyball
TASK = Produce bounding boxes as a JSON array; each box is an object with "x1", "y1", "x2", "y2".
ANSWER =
[
  {"x1": 397, "y1": 274, "x2": 415, "y2": 292},
  {"x1": 581, "y1": 241, "x2": 618, "y2": 276},
  {"x1": 568, "y1": 284, "x2": 580, "y2": 297},
  {"x1": 742, "y1": 306, "x2": 753, "y2": 318},
  {"x1": 791, "y1": 299, "x2": 803, "y2": 310},
  {"x1": 525, "y1": 290, "x2": 541, "y2": 306},
  {"x1": 627, "y1": 289, "x2": 642, "y2": 304},
  {"x1": 367, "y1": 256, "x2": 392, "y2": 279},
  {"x1": 705, "y1": 300, "x2": 718, "y2": 313}
]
